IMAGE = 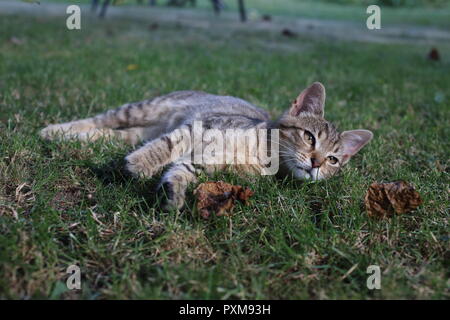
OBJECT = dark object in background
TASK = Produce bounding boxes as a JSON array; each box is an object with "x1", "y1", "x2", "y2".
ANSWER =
[
  {"x1": 211, "y1": 0, "x2": 246, "y2": 22},
  {"x1": 91, "y1": 0, "x2": 111, "y2": 18},
  {"x1": 167, "y1": 0, "x2": 196, "y2": 7},
  {"x1": 237, "y1": 0, "x2": 247, "y2": 22},
  {"x1": 91, "y1": 0, "x2": 245, "y2": 21},
  {"x1": 281, "y1": 28, "x2": 297, "y2": 38},
  {"x1": 211, "y1": 0, "x2": 225, "y2": 16},
  {"x1": 99, "y1": 0, "x2": 111, "y2": 18},
  {"x1": 91, "y1": 0, "x2": 99, "y2": 11},
  {"x1": 428, "y1": 48, "x2": 440, "y2": 61},
  {"x1": 148, "y1": 23, "x2": 159, "y2": 30},
  {"x1": 262, "y1": 14, "x2": 272, "y2": 22},
  {"x1": 91, "y1": 0, "x2": 170, "y2": 18}
]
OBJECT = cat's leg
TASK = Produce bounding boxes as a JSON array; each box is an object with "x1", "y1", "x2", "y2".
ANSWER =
[
  {"x1": 40, "y1": 117, "x2": 100, "y2": 140},
  {"x1": 158, "y1": 161, "x2": 199, "y2": 210},
  {"x1": 125, "y1": 125, "x2": 193, "y2": 178}
]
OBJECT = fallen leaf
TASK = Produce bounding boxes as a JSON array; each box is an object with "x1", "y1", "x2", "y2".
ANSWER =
[
  {"x1": 365, "y1": 181, "x2": 422, "y2": 219},
  {"x1": 148, "y1": 23, "x2": 159, "y2": 30},
  {"x1": 194, "y1": 181, "x2": 254, "y2": 219},
  {"x1": 428, "y1": 48, "x2": 440, "y2": 61},
  {"x1": 126, "y1": 64, "x2": 138, "y2": 71},
  {"x1": 281, "y1": 28, "x2": 297, "y2": 38},
  {"x1": 261, "y1": 14, "x2": 272, "y2": 22}
]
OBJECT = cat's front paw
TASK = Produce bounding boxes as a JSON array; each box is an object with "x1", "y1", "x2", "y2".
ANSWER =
[
  {"x1": 157, "y1": 182, "x2": 185, "y2": 211},
  {"x1": 40, "y1": 124, "x2": 68, "y2": 140},
  {"x1": 125, "y1": 151, "x2": 159, "y2": 179},
  {"x1": 40, "y1": 120, "x2": 97, "y2": 141}
]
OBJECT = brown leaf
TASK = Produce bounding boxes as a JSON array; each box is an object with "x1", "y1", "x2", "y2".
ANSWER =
[
  {"x1": 365, "y1": 181, "x2": 423, "y2": 218},
  {"x1": 261, "y1": 14, "x2": 272, "y2": 22},
  {"x1": 194, "y1": 181, "x2": 254, "y2": 219},
  {"x1": 428, "y1": 48, "x2": 440, "y2": 61},
  {"x1": 126, "y1": 64, "x2": 138, "y2": 71},
  {"x1": 148, "y1": 23, "x2": 159, "y2": 30},
  {"x1": 281, "y1": 28, "x2": 297, "y2": 38}
]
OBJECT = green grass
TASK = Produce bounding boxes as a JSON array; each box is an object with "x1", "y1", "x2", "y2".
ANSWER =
[{"x1": 0, "y1": 8, "x2": 449, "y2": 299}]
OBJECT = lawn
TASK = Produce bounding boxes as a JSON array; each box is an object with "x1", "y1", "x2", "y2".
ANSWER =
[{"x1": 0, "y1": 5, "x2": 449, "y2": 299}]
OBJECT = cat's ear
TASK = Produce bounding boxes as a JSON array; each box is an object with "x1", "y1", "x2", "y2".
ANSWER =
[
  {"x1": 290, "y1": 82, "x2": 326, "y2": 117},
  {"x1": 340, "y1": 130, "x2": 373, "y2": 163}
]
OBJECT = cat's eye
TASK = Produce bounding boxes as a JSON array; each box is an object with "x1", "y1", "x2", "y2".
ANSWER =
[
  {"x1": 327, "y1": 156, "x2": 338, "y2": 164},
  {"x1": 304, "y1": 131, "x2": 315, "y2": 145}
]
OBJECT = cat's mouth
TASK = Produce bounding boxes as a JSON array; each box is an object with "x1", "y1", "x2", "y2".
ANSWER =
[{"x1": 294, "y1": 165, "x2": 320, "y2": 181}]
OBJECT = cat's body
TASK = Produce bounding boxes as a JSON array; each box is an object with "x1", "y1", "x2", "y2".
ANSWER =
[{"x1": 41, "y1": 83, "x2": 373, "y2": 209}]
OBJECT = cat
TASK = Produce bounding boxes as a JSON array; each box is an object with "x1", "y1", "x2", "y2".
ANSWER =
[{"x1": 40, "y1": 82, "x2": 373, "y2": 210}]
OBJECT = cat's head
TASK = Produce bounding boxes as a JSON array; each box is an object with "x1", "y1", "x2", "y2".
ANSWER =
[{"x1": 277, "y1": 82, "x2": 373, "y2": 181}]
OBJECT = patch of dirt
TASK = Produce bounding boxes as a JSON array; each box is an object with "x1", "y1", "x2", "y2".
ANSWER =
[
  {"x1": 155, "y1": 229, "x2": 218, "y2": 264},
  {"x1": 51, "y1": 186, "x2": 83, "y2": 212},
  {"x1": 50, "y1": 176, "x2": 96, "y2": 212}
]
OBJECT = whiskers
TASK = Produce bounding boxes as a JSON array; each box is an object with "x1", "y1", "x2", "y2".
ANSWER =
[
  {"x1": 273, "y1": 140, "x2": 311, "y2": 171},
  {"x1": 272, "y1": 138, "x2": 326, "y2": 181}
]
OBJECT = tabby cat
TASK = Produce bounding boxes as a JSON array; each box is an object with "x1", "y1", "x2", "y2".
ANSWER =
[{"x1": 41, "y1": 82, "x2": 373, "y2": 209}]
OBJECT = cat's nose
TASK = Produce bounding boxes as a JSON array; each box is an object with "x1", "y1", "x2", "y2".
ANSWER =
[{"x1": 311, "y1": 158, "x2": 321, "y2": 168}]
